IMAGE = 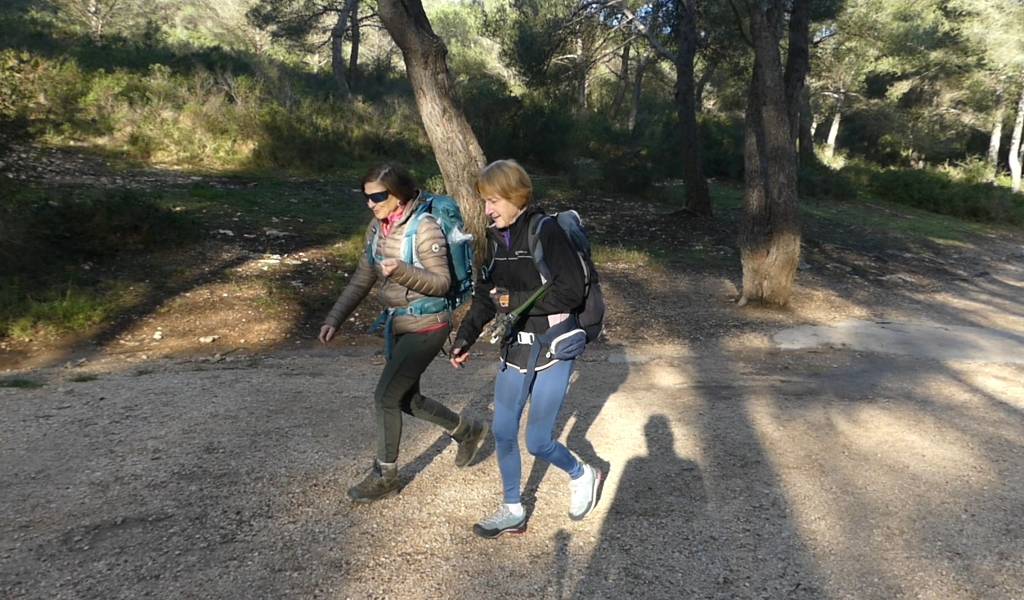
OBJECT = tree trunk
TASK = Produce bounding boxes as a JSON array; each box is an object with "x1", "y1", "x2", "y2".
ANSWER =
[
  {"x1": 1010, "y1": 83, "x2": 1024, "y2": 192},
  {"x1": 628, "y1": 57, "x2": 648, "y2": 134},
  {"x1": 783, "y1": 0, "x2": 811, "y2": 145},
  {"x1": 674, "y1": 0, "x2": 711, "y2": 216},
  {"x1": 577, "y1": 72, "x2": 590, "y2": 113},
  {"x1": 825, "y1": 109, "x2": 841, "y2": 158},
  {"x1": 737, "y1": 0, "x2": 801, "y2": 307},
  {"x1": 348, "y1": 0, "x2": 360, "y2": 90},
  {"x1": 611, "y1": 41, "x2": 630, "y2": 120},
  {"x1": 376, "y1": 0, "x2": 489, "y2": 244},
  {"x1": 798, "y1": 85, "x2": 816, "y2": 166},
  {"x1": 575, "y1": 34, "x2": 592, "y2": 113},
  {"x1": 784, "y1": 0, "x2": 812, "y2": 169},
  {"x1": 695, "y1": 60, "x2": 717, "y2": 113},
  {"x1": 331, "y1": 9, "x2": 352, "y2": 98}
]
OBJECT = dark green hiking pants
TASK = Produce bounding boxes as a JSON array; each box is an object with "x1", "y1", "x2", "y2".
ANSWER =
[{"x1": 374, "y1": 325, "x2": 460, "y2": 463}]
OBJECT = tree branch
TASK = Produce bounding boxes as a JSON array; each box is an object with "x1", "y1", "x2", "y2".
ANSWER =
[
  {"x1": 612, "y1": 1, "x2": 675, "y2": 63},
  {"x1": 727, "y1": 0, "x2": 754, "y2": 47}
]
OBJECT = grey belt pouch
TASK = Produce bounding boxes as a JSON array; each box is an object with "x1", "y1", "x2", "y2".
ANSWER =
[{"x1": 548, "y1": 328, "x2": 587, "y2": 360}]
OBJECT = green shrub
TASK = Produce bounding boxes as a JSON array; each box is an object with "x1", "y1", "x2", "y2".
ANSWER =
[
  {"x1": 698, "y1": 114, "x2": 745, "y2": 180},
  {"x1": 1, "y1": 282, "x2": 114, "y2": 340},
  {"x1": 596, "y1": 145, "x2": 654, "y2": 193},
  {"x1": 0, "y1": 185, "x2": 195, "y2": 339},
  {"x1": 511, "y1": 97, "x2": 576, "y2": 169},
  {"x1": 251, "y1": 98, "x2": 429, "y2": 172},
  {"x1": 799, "y1": 161, "x2": 857, "y2": 201},
  {"x1": 0, "y1": 187, "x2": 197, "y2": 273},
  {"x1": 940, "y1": 156, "x2": 994, "y2": 185},
  {"x1": 865, "y1": 167, "x2": 1024, "y2": 224}
]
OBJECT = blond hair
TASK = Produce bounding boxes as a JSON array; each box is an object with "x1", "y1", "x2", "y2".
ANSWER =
[{"x1": 476, "y1": 159, "x2": 533, "y2": 209}]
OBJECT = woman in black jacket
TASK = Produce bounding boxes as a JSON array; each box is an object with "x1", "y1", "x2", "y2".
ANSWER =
[{"x1": 450, "y1": 159, "x2": 602, "y2": 538}]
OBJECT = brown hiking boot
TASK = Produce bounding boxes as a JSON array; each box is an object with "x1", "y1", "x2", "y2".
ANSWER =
[
  {"x1": 452, "y1": 418, "x2": 490, "y2": 468},
  {"x1": 347, "y1": 460, "x2": 400, "y2": 503}
]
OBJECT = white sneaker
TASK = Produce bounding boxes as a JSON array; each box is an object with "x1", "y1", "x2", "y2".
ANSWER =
[{"x1": 569, "y1": 463, "x2": 602, "y2": 521}]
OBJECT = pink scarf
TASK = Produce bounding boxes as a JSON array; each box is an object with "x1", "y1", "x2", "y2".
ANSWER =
[{"x1": 380, "y1": 205, "x2": 406, "y2": 238}]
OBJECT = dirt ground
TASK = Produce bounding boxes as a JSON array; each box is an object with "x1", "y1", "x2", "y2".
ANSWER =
[{"x1": 3, "y1": 154, "x2": 1024, "y2": 599}]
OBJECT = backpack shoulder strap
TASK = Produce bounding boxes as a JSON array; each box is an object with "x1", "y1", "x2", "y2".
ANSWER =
[
  {"x1": 402, "y1": 197, "x2": 434, "y2": 267},
  {"x1": 367, "y1": 221, "x2": 381, "y2": 265},
  {"x1": 527, "y1": 213, "x2": 554, "y2": 283}
]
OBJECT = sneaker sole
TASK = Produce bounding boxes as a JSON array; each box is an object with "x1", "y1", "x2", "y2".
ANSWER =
[
  {"x1": 348, "y1": 487, "x2": 400, "y2": 504},
  {"x1": 569, "y1": 467, "x2": 604, "y2": 521},
  {"x1": 473, "y1": 521, "x2": 527, "y2": 539},
  {"x1": 455, "y1": 421, "x2": 491, "y2": 468}
]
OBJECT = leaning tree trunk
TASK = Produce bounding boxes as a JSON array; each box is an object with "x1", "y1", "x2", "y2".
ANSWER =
[
  {"x1": 348, "y1": 0, "x2": 360, "y2": 90},
  {"x1": 675, "y1": 0, "x2": 711, "y2": 216},
  {"x1": 1008, "y1": 83, "x2": 1024, "y2": 192},
  {"x1": 376, "y1": 0, "x2": 488, "y2": 243},
  {"x1": 825, "y1": 109, "x2": 841, "y2": 158},
  {"x1": 737, "y1": 0, "x2": 802, "y2": 307}
]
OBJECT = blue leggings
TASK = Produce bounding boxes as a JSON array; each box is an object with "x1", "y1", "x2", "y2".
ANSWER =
[{"x1": 493, "y1": 359, "x2": 583, "y2": 503}]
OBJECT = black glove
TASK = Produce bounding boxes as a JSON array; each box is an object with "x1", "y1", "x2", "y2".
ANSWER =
[{"x1": 490, "y1": 287, "x2": 511, "y2": 313}]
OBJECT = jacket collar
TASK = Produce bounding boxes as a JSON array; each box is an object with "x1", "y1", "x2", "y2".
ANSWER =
[{"x1": 379, "y1": 191, "x2": 424, "y2": 231}]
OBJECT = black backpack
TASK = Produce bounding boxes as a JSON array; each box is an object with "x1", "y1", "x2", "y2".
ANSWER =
[{"x1": 527, "y1": 211, "x2": 606, "y2": 343}]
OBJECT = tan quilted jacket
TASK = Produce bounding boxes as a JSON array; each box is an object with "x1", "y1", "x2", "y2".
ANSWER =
[{"x1": 324, "y1": 195, "x2": 452, "y2": 335}]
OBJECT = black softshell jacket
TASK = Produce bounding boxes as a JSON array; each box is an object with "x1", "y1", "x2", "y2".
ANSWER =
[{"x1": 455, "y1": 205, "x2": 586, "y2": 370}]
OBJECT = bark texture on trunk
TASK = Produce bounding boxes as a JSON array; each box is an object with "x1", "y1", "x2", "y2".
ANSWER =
[
  {"x1": 737, "y1": 0, "x2": 802, "y2": 307},
  {"x1": 1008, "y1": 83, "x2": 1024, "y2": 192},
  {"x1": 377, "y1": 0, "x2": 489, "y2": 244},
  {"x1": 674, "y1": 0, "x2": 711, "y2": 216}
]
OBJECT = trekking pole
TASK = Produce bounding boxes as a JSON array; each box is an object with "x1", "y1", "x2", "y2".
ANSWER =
[{"x1": 484, "y1": 282, "x2": 551, "y2": 344}]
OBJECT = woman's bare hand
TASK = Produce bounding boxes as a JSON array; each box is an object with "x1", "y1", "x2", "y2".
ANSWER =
[
  {"x1": 380, "y1": 258, "x2": 399, "y2": 277},
  {"x1": 319, "y1": 325, "x2": 337, "y2": 344}
]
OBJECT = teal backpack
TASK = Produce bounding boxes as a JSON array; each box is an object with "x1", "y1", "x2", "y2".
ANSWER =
[{"x1": 368, "y1": 193, "x2": 475, "y2": 331}]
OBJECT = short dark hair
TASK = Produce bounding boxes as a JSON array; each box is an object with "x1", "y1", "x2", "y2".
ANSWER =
[{"x1": 362, "y1": 164, "x2": 418, "y2": 203}]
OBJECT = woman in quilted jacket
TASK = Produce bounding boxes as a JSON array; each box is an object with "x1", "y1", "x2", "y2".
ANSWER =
[{"x1": 319, "y1": 164, "x2": 489, "y2": 504}]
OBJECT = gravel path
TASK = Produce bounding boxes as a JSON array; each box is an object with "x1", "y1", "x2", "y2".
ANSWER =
[
  {"x1": 3, "y1": 153, "x2": 1024, "y2": 598},
  {"x1": 3, "y1": 336, "x2": 1023, "y2": 599}
]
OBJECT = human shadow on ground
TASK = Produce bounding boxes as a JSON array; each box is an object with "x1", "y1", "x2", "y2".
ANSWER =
[{"x1": 573, "y1": 415, "x2": 708, "y2": 598}]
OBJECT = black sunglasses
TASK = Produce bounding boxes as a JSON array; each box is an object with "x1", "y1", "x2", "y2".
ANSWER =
[{"x1": 363, "y1": 190, "x2": 391, "y2": 203}]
